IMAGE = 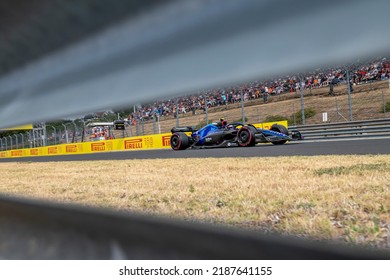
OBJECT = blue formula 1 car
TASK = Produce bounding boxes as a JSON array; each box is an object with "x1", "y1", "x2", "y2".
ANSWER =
[{"x1": 170, "y1": 120, "x2": 302, "y2": 150}]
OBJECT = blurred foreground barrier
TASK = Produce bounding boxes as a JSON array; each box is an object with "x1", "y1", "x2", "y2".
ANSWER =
[{"x1": 0, "y1": 195, "x2": 388, "y2": 259}]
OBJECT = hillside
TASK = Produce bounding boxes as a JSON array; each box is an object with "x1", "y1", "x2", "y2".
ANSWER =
[{"x1": 121, "y1": 80, "x2": 390, "y2": 137}]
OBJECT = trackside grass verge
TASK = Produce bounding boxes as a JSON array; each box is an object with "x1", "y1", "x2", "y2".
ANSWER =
[{"x1": 0, "y1": 155, "x2": 389, "y2": 249}]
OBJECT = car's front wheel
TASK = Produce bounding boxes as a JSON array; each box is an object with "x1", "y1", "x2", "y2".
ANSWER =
[{"x1": 270, "y1": 124, "x2": 289, "y2": 145}]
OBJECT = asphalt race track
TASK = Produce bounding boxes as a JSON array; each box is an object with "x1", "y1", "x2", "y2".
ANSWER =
[{"x1": 1, "y1": 138, "x2": 389, "y2": 162}]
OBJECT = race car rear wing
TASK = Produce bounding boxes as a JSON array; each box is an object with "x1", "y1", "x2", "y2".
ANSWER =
[{"x1": 171, "y1": 126, "x2": 197, "y2": 133}]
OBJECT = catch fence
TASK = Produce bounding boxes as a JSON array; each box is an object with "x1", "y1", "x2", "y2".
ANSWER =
[{"x1": 1, "y1": 80, "x2": 389, "y2": 150}]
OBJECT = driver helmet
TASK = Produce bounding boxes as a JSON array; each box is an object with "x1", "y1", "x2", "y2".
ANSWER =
[{"x1": 220, "y1": 118, "x2": 228, "y2": 127}]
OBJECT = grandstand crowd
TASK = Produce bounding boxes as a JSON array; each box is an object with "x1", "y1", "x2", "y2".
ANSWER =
[{"x1": 128, "y1": 58, "x2": 390, "y2": 124}]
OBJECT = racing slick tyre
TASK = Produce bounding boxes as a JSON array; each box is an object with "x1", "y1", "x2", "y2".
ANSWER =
[
  {"x1": 270, "y1": 124, "x2": 289, "y2": 145},
  {"x1": 170, "y1": 132, "x2": 190, "y2": 150},
  {"x1": 237, "y1": 126, "x2": 257, "y2": 147}
]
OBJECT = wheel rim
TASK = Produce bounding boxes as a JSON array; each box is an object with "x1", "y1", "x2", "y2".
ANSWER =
[
  {"x1": 171, "y1": 135, "x2": 180, "y2": 148},
  {"x1": 239, "y1": 130, "x2": 249, "y2": 143}
]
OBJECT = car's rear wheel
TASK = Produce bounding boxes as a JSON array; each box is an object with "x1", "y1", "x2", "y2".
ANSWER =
[
  {"x1": 270, "y1": 124, "x2": 289, "y2": 145},
  {"x1": 170, "y1": 132, "x2": 189, "y2": 150},
  {"x1": 237, "y1": 126, "x2": 256, "y2": 147}
]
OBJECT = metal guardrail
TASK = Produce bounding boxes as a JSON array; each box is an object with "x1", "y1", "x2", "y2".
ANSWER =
[{"x1": 290, "y1": 119, "x2": 390, "y2": 140}]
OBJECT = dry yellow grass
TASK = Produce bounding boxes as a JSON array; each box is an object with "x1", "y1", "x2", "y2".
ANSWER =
[{"x1": 0, "y1": 155, "x2": 389, "y2": 248}]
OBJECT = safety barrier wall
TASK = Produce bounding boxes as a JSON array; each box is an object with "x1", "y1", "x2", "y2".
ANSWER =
[{"x1": 0, "y1": 121, "x2": 287, "y2": 159}]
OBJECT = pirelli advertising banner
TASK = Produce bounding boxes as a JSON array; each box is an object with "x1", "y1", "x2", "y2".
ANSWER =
[
  {"x1": 253, "y1": 120, "x2": 287, "y2": 130},
  {"x1": 122, "y1": 134, "x2": 172, "y2": 151},
  {"x1": 0, "y1": 121, "x2": 287, "y2": 158},
  {"x1": 0, "y1": 133, "x2": 173, "y2": 158}
]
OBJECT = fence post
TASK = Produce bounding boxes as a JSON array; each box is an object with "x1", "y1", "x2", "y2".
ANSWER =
[
  {"x1": 292, "y1": 103, "x2": 296, "y2": 126},
  {"x1": 157, "y1": 115, "x2": 161, "y2": 134},
  {"x1": 82, "y1": 121, "x2": 86, "y2": 143},
  {"x1": 53, "y1": 127, "x2": 57, "y2": 145},
  {"x1": 8, "y1": 136, "x2": 13, "y2": 150},
  {"x1": 57, "y1": 129, "x2": 61, "y2": 144},
  {"x1": 382, "y1": 90, "x2": 387, "y2": 118},
  {"x1": 153, "y1": 117, "x2": 157, "y2": 134},
  {"x1": 225, "y1": 92, "x2": 228, "y2": 110},
  {"x1": 42, "y1": 123, "x2": 47, "y2": 146},
  {"x1": 204, "y1": 95, "x2": 209, "y2": 124},
  {"x1": 299, "y1": 81, "x2": 305, "y2": 125},
  {"x1": 175, "y1": 99, "x2": 179, "y2": 127},
  {"x1": 129, "y1": 122, "x2": 133, "y2": 137},
  {"x1": 14, "y1": 135, "x2": 18, "y2": 149},
  {"x1": 335, "y1": 98, "x2": 340, "y2": 122},
  {"x1": 82, "y1": 126, "x2": 86, "y2": 142},
  {"x1": 141, "y1": 118, "x2": 145, "y2": 135},
  {"x1": 347, "y1": 70, "x2": 353, "y2": 121},
  {"x1": 241, "y1": 91, "x2": 245, "y2": 125},
  {"x1": 72, "y1": 121, "x2": 77, "y2": 143},
  {"x1": 26, "y1": 132, "x2": 31, "y2": 148},
  {"x1": 32, "y1": 129, "x2": 36, "y2": 147},
  {"x1": 61, "y1": 124, "x2": 68, "y2": 144},
  {"x1": 19, "y1": 133, "x2": 24, "y2": 149},
  {"x1": 48, "y1": 126, "x2": 56, "y2": 145}
]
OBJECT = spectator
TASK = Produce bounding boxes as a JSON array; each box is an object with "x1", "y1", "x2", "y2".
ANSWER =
[{"x1": 130, "y1": 57, "x2": 389, "y2": 119}]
